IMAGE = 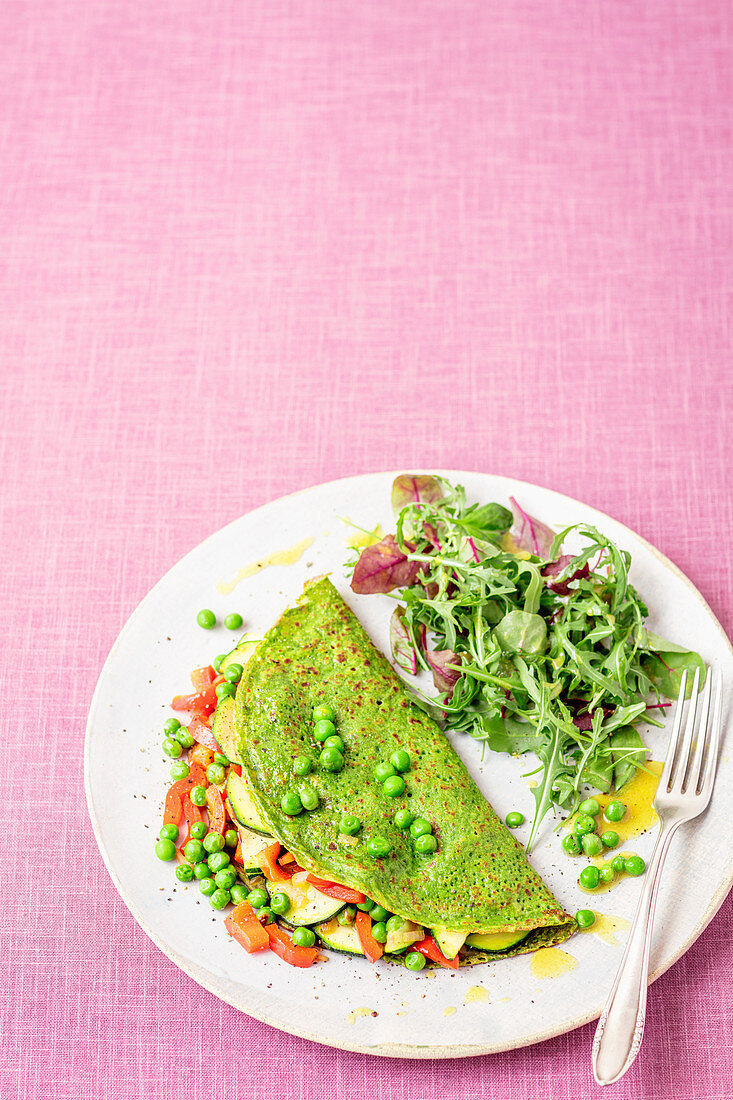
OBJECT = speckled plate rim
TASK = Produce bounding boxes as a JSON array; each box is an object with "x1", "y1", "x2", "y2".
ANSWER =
[{"x1": 84, "y1": 470, "x2": 733, "y2": 1059}]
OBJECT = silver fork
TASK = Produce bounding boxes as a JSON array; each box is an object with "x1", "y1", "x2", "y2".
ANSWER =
[{"x1": 592, "y1": 666, "x2": 723, "y2": 1086}]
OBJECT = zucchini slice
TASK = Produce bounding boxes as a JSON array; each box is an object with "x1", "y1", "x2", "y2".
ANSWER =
[
  {"x1": 211, "y1": 697, "x2": 240, "y2": 764},
  {"x1": 227, "y1": 769, "x2": 271, "y2": 835},
  {"x1": 272, "y1": 878, "x2": 344, "y2": 927},
  {"x1": 466, "y1": 930, "x2": 529, "y2": 952},
  {"x1": 315, "y1": 917, "x2": 366, "y2": 956},
  {"x1": 234, "y1": 823, "x2": 274, "y2": 873},
  {"x1": 431, "y1": 928, "x2": 468, "y2": 959},
  {"x1": 219, "y1": 638, "x2": 258, "y2": 675}
]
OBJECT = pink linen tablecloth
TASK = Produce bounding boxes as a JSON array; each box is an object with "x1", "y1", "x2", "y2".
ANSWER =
[{"x1": 1, "y1": 1, "x2": 731, "y2": 1097}]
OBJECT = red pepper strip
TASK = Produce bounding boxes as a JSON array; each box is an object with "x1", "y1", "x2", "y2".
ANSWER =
[
  {"x1": 171, "y1": 683, "x2": 219, "y2": 717},
  {"x1": 258, "y1": 841, "x2": 291, "y2": 883},
  {"x1": 205, "y1": 784, "x2": 226, "y2": 834},
  {"x1": 229, "y1": 763, "x2": 242, "y2": 777},
  {"x1": 355, "y1": 911, "x2": 383, "y2": 963},
  {"x1": 163, "y1": 786, "x2": 183, "y2": 826},
  {"x1": 191, "y1": 665, "x2": 217, "y2": 691},
  {"x1": 233, "y1": 841, "x2": 243, "y2": 865},
  {"x1": 278, "y1": 851, "x2": 296, "y2": 866},
  {"x1": 277, "y1": 863, "x2": 306, "y2": 879},
  {"x1": 306, "y1": 875, "x2": 366, "y2": 904},
  {"x1": 414, "y1": 935, "x2": 459, "y2": 970},
  {"x1": 178, "y1": 794, "x2": 202, "y2": 848},
  {"x1": 189, "y1": 711, "x2": 221, "y2": 753},
  {"x1": 225, "y1": 902, "x2": 270, "y2": 953},
  {"x1": 265, "y1": 923, "x2": 318, "y2": 968}
]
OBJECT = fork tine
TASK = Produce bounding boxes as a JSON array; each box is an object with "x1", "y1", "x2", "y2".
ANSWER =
[
  {"x1": 699, "y1": 669, "x2": 723, "y2": 805},
  {"x1": 671, "y1": 666, "x2": 700, "y2": 792},
  {"x1": 659, "y1": 670, "x2": 688, "y2": 792},
  {"x1": 686, "y1": 667, "x2": 712, "y2": 793}
]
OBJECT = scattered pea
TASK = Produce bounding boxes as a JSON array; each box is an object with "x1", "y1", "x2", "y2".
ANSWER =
[
  {"x1": 193, "y1": 863, "x2": 211, "y2": 880},
  {"x1": 611, "y1": 854, "x2": 627, "y2": 874},
  {"x1": 203, "y1": 831, "x2": 225, "y2": 854},
  {"x1": 338, "y1": 906, "x2": 356, "y2": 926},
  {"x1": 366, "y1": 836, "x2": 391, "y2": 859},
  {"x1": 257, "y1": 907, "x2": 274, "y2": 924},
  {"x1": 579, "y1": 797, "x2": 601, "y2": 816},
  {"x1": 224, "y1": 613, "x2": 243, "y2": 630},
  {"x1": 175, "y1": 729, "x2": 194, "y2": 749},
  {"x1": 230, "y1": 883, "x2": 248, "y2": 905},
  {"x1": 415, "y1": 834, "x2": 438, "y2": 854},
  {"x1": 215, "y1": 682, "x2": 235, "y2": 699},
  {"x1": 390, "y1": 750, "x2": 411, "y2": 773},
  {"x1": 159, "y1": 824, "x2": 179, "y2": 842},
  {"x1": 224, "y1": 663, "x2": 243, "y2": 683},
  {"x1": 370, "y1": 905, "x2": 390, "y2": 923},
  {"x1": 247, "y1": 887, "x2": 269, "y2": 910},
  {"x1": 190, "y1": 786, "x2": 208, "y2": 807},
  {"x1": 356, "y1": 900, "x2": 374, "y2": 913},
  {"x1": 206, "y1": 763, "x2": 226, "y2": 785},
  {"x1": 300, "y1": 786, "x2": 320, "y2": 811},
  {"x1": 340, "y1": 814, "x2": 361, "y2": 835},
  {"x1": 293, "y1": 927, "x2": 315, "y2": 947},
  {"x1": 383, "y1": 775, "x2": 405, "y2": 798},
  {"x1": 190, "y1": 821, "x2": 207, "y2": 840},
  {"x1": 601, "y1": 830, "x2": 620, "y2": 849},
  {"x1": 213, "y1": 654, "x2": 227, "y2": 672},
  {"x1": 280, "y1": 792, "x2": 303, "y2": 816},
  {"x1": 319, "y1": 747, "x2": 344, "y2": 773},
  {"x1": 184, "y1": 839, "x2": 206, "y2": 864},
  {"x1": 162, "y1": 737, "x2": 183, "y2": 759},
  {"x1": 313, "y1": 704, "x2": 335, "y2": 722},
  {"x1": 405, "y1": 950, "x2": 426, "y2": 971},
  {"x1": 164, "y1": 718, "x2": 182, "y2": 734},
  {"x1": 581, "y1": 833, "x2": 604, "y2": 857},
  {"x1": 575, "y1": 909, "x2": 596, "y2": 929},
  {"x1": 386, "y1": 915, "x2": 406, "y2": 934},
  {"x1": 605, "y1": 801, "x2": 627, "y2": 823},
  {"x1": 270, "y1": 892, "x2": 291, "y2": 916},
  {"x1": 214, "y1": 868, "x2": 237, "y2": 890},
  {"x1": 314, "y1": 719, "x2": 336, "y2": 742},
  {"x1": 599, "y1": 865, "x2": 616, "y2": 884},
  {"x1": 293, "y1": 755, "x2": 313, "y2": 776},
  {"x1": 624, "y1": 855, "x2": 646, "y2": 877},
  {"x1": 155, "y1": 838, "x2": 176, "y2": 861},
  {"x1": 371, "y1": 922, "x2": 388, "y2": 944},
  {"x1": 214, "y1": 752, "x2": 229, "y2": 766},
  {"x1": 224, "y1": 828, "x2": 239, "y2": 848},
  {"x1": 209, "y1": 888, "x2": 231, "y2": 910},
  {"x1": 579, "y1": 865, "x2": 600, "y2": 890},
  {"x1": 562, "y1": 833, "x2": 581, "y2": 856},
  {"x1": 393, "y1": 808, "x2": 414, "y2": 830},
  {"x1": 505, "y1": 811, "x2": 524, "y2": 829},
  {"x1": 409, "y1": 817, "x2": 432, "y2": 839},
  {"x1": 176, "y1": 864, "x2": 194, "y2": 883},
  {"x1": 324, "y1": 735, "x2": 345, "y2": 752},
  {"x1": 573, "y1": 814, "x2": 596, "y2": 836},
  {"x1": 207, "y1": 851, "x2": 230, "y2": 873},
  {"x1": 170, "y1": 761, "x2": 190, "y2": 781},
  {"x1": 375, "y1": 761, "x2": 396, "y2": 783},
  {"x1": 197, "y1": 609, "x2": 216, "y2": 630},
  {"x1": 199, "y1": 877, "x2": 217, "y2": 896}
]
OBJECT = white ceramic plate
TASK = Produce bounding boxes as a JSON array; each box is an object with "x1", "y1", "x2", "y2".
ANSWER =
[{"x1": 85, "y1": 471, "x2": 732, "y2": 1057}]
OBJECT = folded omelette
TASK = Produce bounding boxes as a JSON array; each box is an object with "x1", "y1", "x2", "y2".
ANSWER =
[{"x1": 215, "y1": 576, "x2": 575, "y2": 965}]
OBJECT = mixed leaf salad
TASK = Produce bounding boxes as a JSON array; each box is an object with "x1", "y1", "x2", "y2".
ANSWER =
[{"x1": 349, "y1": 475, "x2": 704, "y2": 851}]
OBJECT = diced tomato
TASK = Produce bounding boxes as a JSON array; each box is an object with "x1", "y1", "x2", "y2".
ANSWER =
[
  {"x1": 265, "y1": 923, "x2": 318, "y2": 968},
  {"x1": 258, "y1": 841, "x2": 291, "y2": 882},
  {"x1": 205, "y1": 784, "x2": 226, "y2": 834},
  {"x1": 189, "y1": 712, "x2": 220, "y2": 753},
  {"x1": 171, "y1": 682, "x2": 219, "y2": 717},
  {"x1": 306, "y1": 875, "x2": 366, "y2": 904},
  {"x1": 191, "y1": 665, "x2": 217, "y2": 692},
  {"x1": 414, "y1": 935, "x2": 459, "y2": 970},
  {"x1": 163, "y1": 785, "x2": 183, "y2": 826},
  {"x1": 355, "y1": 911, "x2": 383, "y2": 963},
  {"x1": 225, "y1": 903, "x2": 270, "y2": 953}
]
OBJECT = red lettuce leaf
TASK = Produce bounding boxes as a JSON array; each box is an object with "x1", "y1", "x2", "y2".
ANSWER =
[
  {"x1": 389, "y1": 608, "x2": 417, "y2": 675},
  {"x1": 508, "y1": 497, "x2": 556, "y2": 559},
  {"x1": 426, "y1": 648, "x2": 461, "y2": 695},
  {"x1": 542, "y1": 555, "x2": 590, "y2": 596},
  {"x1": 350, "y1": 534, "x2": 423, "y2": 594},
  {"x1": 391, "y1": 474, "x2": 444, "y2": 516}
]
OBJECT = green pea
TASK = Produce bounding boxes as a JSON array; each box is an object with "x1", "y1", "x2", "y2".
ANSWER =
[
  {"x1": 366, "y1": 836, "x2": 391, "y2": 859},
  {"x1": 193, "y1": 863, "x2": 211, "y2": 880},
  {"x1": 224, "y1": 663, "x2": 243, "y2": 683},
  {"x1": 390, "y1": 750, "x2": 411, "y2": 773},
  {"x1": 159, "y1": 824, "x2": 179, "y2": 842},
  {"x1": 624, "y1": 855, "x2": 646, "y2": 877},
  {"x1": 199, "y1": 877, "x2": 217, "y2": 896},
  {"x1": 386, "y1": 915, "x2": 406, "y2": 934},
  {"x1": 383, "y1": 775, "x2": 405, "y2": 798},
  {"x1": 292, "y1": 927, "x2": 315, "y2": 947},
  {"x1": 224, "y1": 828, "x2": 239, "y2": 848},
  {"x1": 214, "y1": 752, "x2": 229, "y2": 766},
  {"x1": 340, "y1": 814, "x2": 361, "y2": 835},
  {"x1": 394, "y1": 808, "x2": 414, "y2": 830},
  {"x1": 230, "y1": 883, "x2": 248, "y2": 905},
  {"x1": 209, "y1": 888, "x2": 231, "y2": 910},
  {"x1": 562, "y1": 833, "x2": 581, "y2": 856},
  {"x1": 579, "y1": 797, "x2": 601, "y2": 816},
  {"x1": 374, "y1": 761, "x2": 396, "y2": 783},
  {"x1": 324, "y1": 735, "x2": 345, "y2": 752},
  {"x1": 404, "y1": 950, "x2": 426, "y2": 971},
  {"x1": 163, "y1": 738, "x2": 183, "y2": 759},
  {"x1": 270, "y1": 892, "x2": 291, "y2": 915},
  {"x1": 281, "y1": 792, "x2": 303, "y2": 816},
  {"x1": 575, "y1": 909, "x2": 596, "y2": 929},
  {"x1": 505, "y1": 811, "x2": 524, "y2": 829},
  {"x1": 601, "y1": 830, "x2": 620, "y2": 849},
  {"x1": 371, "y1": 922, "x2": 388, "y2": 944},
  {"x1": 581, "y1": 833, "x2": 604, "y2": 857},
  {"x1": 605, "y1": 801, "x2": 627, "y2": 823},
  {"x1": 197, "y1": 609, "x2": 216, "y2": 629},
  {"x1": 247, "y1": 887, "x2": 269, "y2": 910},
  {"x1": 206, "y1": 763, "x2": 226, "y2": 785},
  {"x1": 313, "y1": 704, "x2": 335, "y2": 722},
  {"x1": 300, "y1": 786, "x2": 319, "y2": 811},
  {"x1": 164, "y1": 718, "x2": 182, "y2": 734},
  {"x1": 409, "y1": 817, "x2": 432, "y2": 839},
  {"x1": 214, "y1": 868, "x2": 237, "y2": 890},
  {"x1": 579, "y1": 865, "x2": 600, "y2": 890},
  {"x1": 573, "y1": 814, "x2": 596, "y2": 836},
  {"x1": 319, "y1": 747, "x2": 344, "y2": 772},
  {"x1": 155, "y1": 838, "x2": 176, "y2": 861},
  {"x1": 338, "y1": 906, "x2": 356, "y2": 926},
  {"x1": 370, "y1": 905, "x2": 390, "y2": 923},
  {"x1": 293, "y1": 755, "x2": 313, "y2": 776},
  {"x1": 213, "y1": 654, "x2": 227, "y2": 672},
  {"x1": 356, "y1": 900, "x2": 374, "y2": 913},
  {"x1": 176, "y1": 864, "x2": 194, "y2": 883},
  {"x1": 190, "y1": 821, "x2": 207, "y2": 840},
  {"x1": 184, "y1": 839, "x2": 206, "y2": 863},
  {"x1": 190, "y1": 785, "x2": 207, "y2": 807},
  {"x1": 256, "y1": 907, "x2": 274, "y2": 924},
  {"x1": 599, "y1": 865, "x2": 616, "y2": 884},
  {"x1": 224, "y1": 612, "x2": 243, "y2": 630},
  {"x1": 175, "y1": 729, "x2": 194, "y2": 749},
  {"x1": 415, "y1": 834, "x2": 437, "y2": 854},
  {"x1": 314, "y1": 719, "x2": 336, "y2": 742},
  {"x1": 611, "y1": 854, "x2": 626, "y2": 874},
  {"x1": 203, "y1": 831, "x2": 225, "y2": 854},
  {"x1": 207, "y1": 851, "x2": 230, "y2": 873},
  {"x1": 215, "y1": 682, "x2": 235, "y2": 699},
  {"x1": 170, "y1": 761, "x2": 190, "y2": 781}
]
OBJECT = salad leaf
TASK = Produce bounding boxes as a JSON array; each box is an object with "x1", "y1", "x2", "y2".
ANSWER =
[
  {"x1": 425, "y1": 647, "x2": 461, "y2": 694},
  {"x1": 508, "y1": 497, "x2": 556, "y2": 558},
  {"x1": 351, "y1": 534, "x2": 423, "y2": 594},
  {"x1": 610, "y1": 726, "x2": 647, "y2": 790},
  {"x1": 391, "y1": 474, "x2": 444, "y2": 515},
  {"x1": 390, "y1": 607, "x2": 417, "y2": 675},
  {"x1": 640, "y1": 650, "x2": 705, "y2": 700},
  {"x1": 494, "y1": 610, "x2": 547, "y2": 656}
]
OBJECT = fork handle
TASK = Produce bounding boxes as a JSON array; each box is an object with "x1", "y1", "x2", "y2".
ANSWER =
[{"x1": 592, "y1": 820, "x2": 680, "y2": 1085}]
